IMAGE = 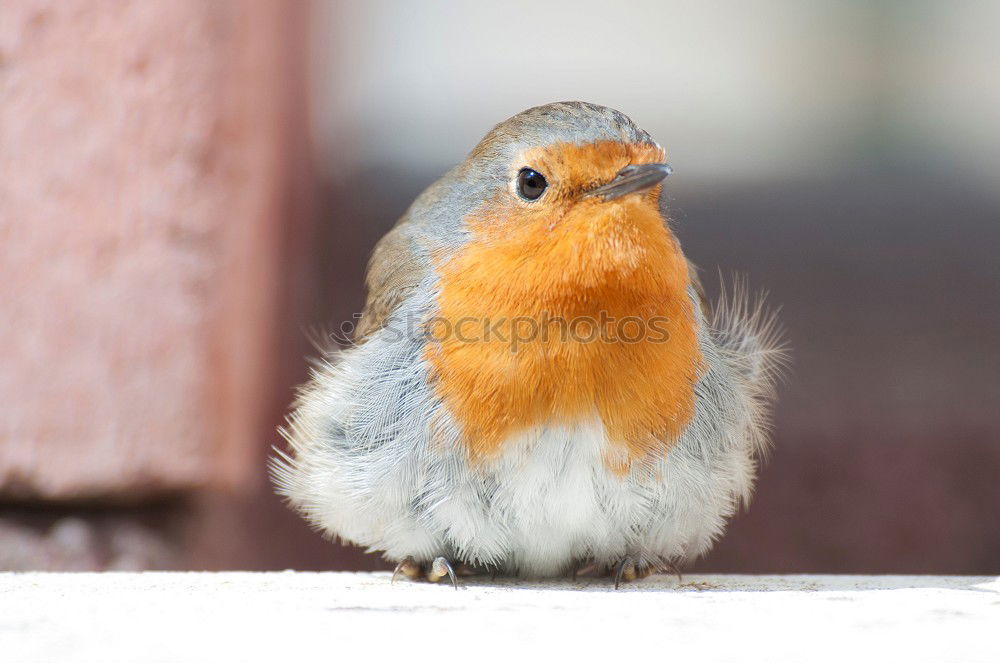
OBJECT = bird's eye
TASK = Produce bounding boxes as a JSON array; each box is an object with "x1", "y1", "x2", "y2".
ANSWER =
[{"x1": 516, "y1": 168, "x2": 547, "y2": 201}]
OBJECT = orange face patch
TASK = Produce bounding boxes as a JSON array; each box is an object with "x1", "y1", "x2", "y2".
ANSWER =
[{"x1": 424, "y1": 141, "x2": 701, "y2": 470}]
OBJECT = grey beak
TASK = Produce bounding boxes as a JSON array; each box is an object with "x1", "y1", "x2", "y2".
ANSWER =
[{"x1": 584, "y1": 163, "x2": 672, "y2": 201}]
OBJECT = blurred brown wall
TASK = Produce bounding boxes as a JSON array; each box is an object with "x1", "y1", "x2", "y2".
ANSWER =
[{"x1": 0, "y1": 0, "x2": 326, "y2": 569}]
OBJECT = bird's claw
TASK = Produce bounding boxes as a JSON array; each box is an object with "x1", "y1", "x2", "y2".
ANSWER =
[
  {"x1": 613, "y1": 558, "x2": 637, "y2": 589},
  {"x1": 391, "y1": 556, "x2": 422, "y2": 583},
  {"x1": 427, "y1": 556, "x2": 459, "y2": 589},
  {"x1": 613, "y1": 556, "x2": 664, "y2": 589},
  {"x1": 612, "y1": 557, "x2": 683, "y2": 588},
  {"x1": 391, "y1": 556, "x2": 461, "y2": 589}
]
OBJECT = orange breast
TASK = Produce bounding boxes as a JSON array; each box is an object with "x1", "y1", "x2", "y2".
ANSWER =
[{"x1": 425, "y1": 145, "x2": 701, "y2": 471}]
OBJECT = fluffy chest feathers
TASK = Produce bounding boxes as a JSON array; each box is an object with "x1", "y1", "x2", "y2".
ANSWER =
[{"x1": 425, "y1": 193, "x2": 701, "y2": 469}]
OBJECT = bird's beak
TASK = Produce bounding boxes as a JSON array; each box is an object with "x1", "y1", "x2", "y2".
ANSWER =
[{"x1": 583, "y1": 163, "x2": 672, "y2": 201}]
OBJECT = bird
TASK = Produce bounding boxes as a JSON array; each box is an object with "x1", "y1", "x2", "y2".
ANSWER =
[{"x1": 271, "y1": 101, "x2": 784, "y2": 588}]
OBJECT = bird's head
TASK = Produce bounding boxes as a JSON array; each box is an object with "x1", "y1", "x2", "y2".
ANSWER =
[
  {"x1": 420, "y1": 102, "x2": 683, "y2": 304},
  {"x1": 444, "y1": 102, "x2": 674, "y2": 285}
]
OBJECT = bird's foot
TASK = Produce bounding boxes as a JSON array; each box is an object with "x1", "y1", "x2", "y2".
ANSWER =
[
  {"x1": 612, "y1": 556, "x2": 653, "y2": 589},
  {"x1": 426, "y1": 556, "x2": 459, "y2": 589},
  {"x1": 611, "y1": 557, "x2": 683, "y2": 588},
  {"x1": 390, "y1": 556, "x2": 471, "y2": 589},
  {"x1": 391, "y1": 556, "x2": 460, "y2": 589},
  {"x1": 391, "y1": 556, "x2": 423, "y2": 583}
]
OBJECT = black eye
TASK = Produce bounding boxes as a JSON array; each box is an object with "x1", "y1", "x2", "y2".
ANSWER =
[{"x1": 516, "y1": 168, "x2": 547, "y2": 201}]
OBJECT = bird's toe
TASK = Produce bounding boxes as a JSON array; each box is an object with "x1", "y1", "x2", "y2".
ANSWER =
[
  {"x1": 391, "y1": 557, "x2": 423, "y2": 583},
  {"x1": 426, "y1": 556, "x2": 459, "y2": 589}
]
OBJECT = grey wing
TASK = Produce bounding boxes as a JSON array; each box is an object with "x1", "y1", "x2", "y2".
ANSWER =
[
  {"x1": 353, "y1": 218, "x2": 429, "y2": 342},
  {"x1": 687, "y1": 258, "x2": 711, "y2": 320}
]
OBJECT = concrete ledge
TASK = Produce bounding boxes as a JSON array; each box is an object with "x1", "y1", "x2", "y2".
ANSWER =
[{"x1": 2, "y1": 573, "x2": 997, "y2": 663}]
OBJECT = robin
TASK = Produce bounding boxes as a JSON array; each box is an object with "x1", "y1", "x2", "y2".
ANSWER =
[{"x1": 272, "y1": 101, "x2": 784, "y2": 587}]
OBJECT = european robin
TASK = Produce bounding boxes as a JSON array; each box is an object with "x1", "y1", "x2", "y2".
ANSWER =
[{"x1": 272, "y1": 102, "x2": 784, "y2": 587}]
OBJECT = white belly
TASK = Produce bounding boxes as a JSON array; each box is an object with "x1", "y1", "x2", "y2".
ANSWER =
[
  {"x1": 476, "y1": 417, "x2": 638, "y2": 576},
  {"x1": 427, "y1": 412, "x2": 747, "y2": 576}
]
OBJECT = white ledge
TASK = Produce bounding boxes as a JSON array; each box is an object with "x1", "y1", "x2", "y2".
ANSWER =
[{"x1": 2, "y1": 573, "x2": 997, "y2": 663}]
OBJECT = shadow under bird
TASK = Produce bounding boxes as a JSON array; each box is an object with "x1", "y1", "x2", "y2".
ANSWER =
[{"x1": 272, "y1": 101, "x2": 784, "y2": 588}]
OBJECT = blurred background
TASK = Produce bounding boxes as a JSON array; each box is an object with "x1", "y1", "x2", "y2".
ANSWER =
[{"x1": 1, "y1": 0, "x2": 998, "y2": 573}]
